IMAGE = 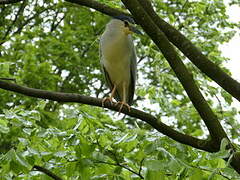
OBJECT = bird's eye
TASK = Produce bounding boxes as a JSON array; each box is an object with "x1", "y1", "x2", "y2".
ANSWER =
[{"x1": 124, "y1": 21, "x2": 129, "y2": 27}]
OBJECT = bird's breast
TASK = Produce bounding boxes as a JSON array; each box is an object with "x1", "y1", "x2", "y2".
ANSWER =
[
  {"x1": 101, "y1": 32, "x2": 132, "y2": 85},
  {"x1": 101, "y1": 33, "x2": 131, "y2": 62}
]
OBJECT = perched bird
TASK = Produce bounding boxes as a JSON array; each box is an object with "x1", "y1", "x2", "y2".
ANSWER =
[{"x1": 100, "y1": 16, "x2": 140, "y2": 112}]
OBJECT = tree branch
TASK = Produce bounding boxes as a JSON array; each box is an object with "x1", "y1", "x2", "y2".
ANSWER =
[
  {"x1": 121, "y1": 0, "x2": 240, "y2": 174},
  {"x1": 121, "y1": 0, "x2": 228, "y2": 146},
  {"x1": 94, "y1": 160, "x2": 144, "y2": 179},
  {"x1": 13, "y1": 6, "x2": 53, "y2": 35},
  {"x1": 65, "y1": 0, "x2": 129, "y2": 17},
  {"x1": 0, "y1": 80, "x2": 217, "y2": 152},
  {"x1": 0, "y1": 0, "x2": 22, "y2": 4},
  {"x1": 0, "y1": 0, "x2": 27, "y2": 45},
  {"x1": 33, "y1": 165, "x2": 63, "y2": 180},
  {"x1": 138, "y1": 0, "x2": 240, "y2": 102}
]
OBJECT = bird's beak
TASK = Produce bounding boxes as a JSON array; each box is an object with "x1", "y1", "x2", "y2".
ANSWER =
[
  {"x1": 129, "y1": 25, "x2": 142, "y2": 35},
  {"x1": 124, "y1": 26, "x2": 142, "y2": 35}
]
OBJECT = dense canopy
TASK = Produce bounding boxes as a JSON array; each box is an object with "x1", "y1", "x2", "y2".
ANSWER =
[{"x1": 0, "y1": 0, "x2": 240, "y2": 179}]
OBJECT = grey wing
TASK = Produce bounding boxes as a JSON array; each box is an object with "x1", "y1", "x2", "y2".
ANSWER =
[
  {"x1": 128, "y1": 46, "x2": 137, "y2": 105},
  {"x1": 99, "y1": 44, "x2": 121, "y2": 102}
]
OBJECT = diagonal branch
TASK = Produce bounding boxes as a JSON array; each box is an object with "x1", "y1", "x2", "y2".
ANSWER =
[
  {"x1": 136, "y1": 0, "x2": 240, "y2": 102},
  {"x1": 121, "y1": 0, "x2": 228, "y2": 146},
  {"x1": 121, "y1": 0, "x2": 240, "y2": 174},
  {"x1": 0, "y1": 80, "x2": 217, "y2": 152},
  {"x1": 33, "y1": 165, "x2": 63, "y2": 180}
]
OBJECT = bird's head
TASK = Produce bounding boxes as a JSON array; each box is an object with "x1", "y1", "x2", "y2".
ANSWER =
[{"x1": 110, "y1": 15, "x2": 142, "y2": 35}]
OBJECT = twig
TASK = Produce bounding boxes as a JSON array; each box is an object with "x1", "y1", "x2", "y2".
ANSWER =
[
  {"x1": 94, "y1": 160, "x2": 144, "y2": 179},
  {"x1": 1, "y1": 0, "x2": 26, "y2": 44},
  {"x1": 137, "y1": 55, "x2": 146, "y2": 64},
  {"x1": 138, "y1": 158, "x2": 144, "y2": 176},
  {"x1": 13, "y1": 7, "x2": 53, "y2": 35},
  {"x1": 214, "y1": 94, "x2": 224, "y2": 119},
  {"x1": 50, "y1": 11, "x2": 66, "y2": 32},
  {"x1": 189, "y1": 165, "x2": 233, "y2": 180},
  {"x1": 33, "y1": 165, "x2": 63, "y2": 180},
  {"x1": 174, "y1": 0, "x2": 189, "y2": 28}
]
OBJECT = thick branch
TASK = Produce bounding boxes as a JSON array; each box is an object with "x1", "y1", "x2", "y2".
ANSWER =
[
  {"x1": 0, "y1": 80, "x2": 217, "y2": 152},
  {"x1": 33, "y1": 165, "x2": 62, "y2": 180},
  {"x1": 65, "y1": 0, "x2": 129, "y2": 17},
  {"x1": 0, "y1": 0, "x2": 22, "y2": 4},
  {"x1": 121, "y1": 0, "x2": 228, "y2": 146},
  {"x1": 137, "y1": 0, "x2": 240, "y2": 102},
  {"x1": 121, "y1": 0, "x2": 240, "y2": 174}
]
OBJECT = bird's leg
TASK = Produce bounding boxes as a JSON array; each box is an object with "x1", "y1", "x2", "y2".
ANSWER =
[
  {"x1": 102, "y1": 84, "x2": 117, "y2": 107},
  {"x1": 115, "y1": 83, "x2": 131, "y2": 113}
]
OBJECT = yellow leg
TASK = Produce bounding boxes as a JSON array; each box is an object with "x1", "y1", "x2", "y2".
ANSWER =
[
  {"x1": 102, "y1": 84, "x2": 117, "y2": 107},
  {"x1": 115, "y1": 83, "x2": 131, "y2": 113}
]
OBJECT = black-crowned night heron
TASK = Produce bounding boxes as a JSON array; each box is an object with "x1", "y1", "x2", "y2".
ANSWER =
[{"x1": 100, "y1": 16, "x2": 140, "y2": 112}]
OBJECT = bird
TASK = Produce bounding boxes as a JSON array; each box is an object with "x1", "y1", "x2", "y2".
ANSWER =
[{"x1": 99, "y1": 15, "x2": 141, "y2": 113}]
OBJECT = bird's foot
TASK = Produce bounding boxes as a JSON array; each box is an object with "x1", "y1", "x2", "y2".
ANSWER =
[
  {"x1": 115, "y1": 101, "x2": 131, "y2": 114},
  {"x1": 102, "y1": 97, "x2": 114, "y2": 107}
]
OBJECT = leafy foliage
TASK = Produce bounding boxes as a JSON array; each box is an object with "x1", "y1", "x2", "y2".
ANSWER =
[{"x1": 0, "y1": 0, "x2": 239, "y2": 179}]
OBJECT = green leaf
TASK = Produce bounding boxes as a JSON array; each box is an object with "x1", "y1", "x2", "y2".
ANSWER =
[
  {"x1": 144, "y1": 143, "x2": 156, "y2": 154},
  {"x1": 0, "y1": 119, "x2": 9, "y2": 133},
  {"x1": 145, "y1": 160, "x2": 163, "y2": 171},
  {"x1": 92, "y1": 152, "x2": 107, "y2": 161},
  {"x1": 145, "y1": 170, "x2": 165, "y2": 180},
  {"x1": 14, "y1": 153, "x2": 32, "y2": 171},
  {"x1": 54, "y1": 151, "x2": 67, "y2": 157}
]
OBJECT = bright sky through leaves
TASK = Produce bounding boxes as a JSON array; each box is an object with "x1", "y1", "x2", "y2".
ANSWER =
[
  {"x1": 221, "y1": 2, "x2": 240, "y2": 109},
  {"x1": 222, "y1": 3, "x2": 240, "y2": 81}
]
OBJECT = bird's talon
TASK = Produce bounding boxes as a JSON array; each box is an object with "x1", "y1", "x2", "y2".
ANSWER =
[
  {"x1": 102, "y1": 97, "x2": 113, "y2": 107},
  {"x1": 115, "y1": 101, "x2": 131, "y2": 114}
]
